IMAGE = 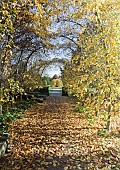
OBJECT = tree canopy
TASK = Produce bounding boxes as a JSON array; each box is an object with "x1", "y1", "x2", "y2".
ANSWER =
[{"x1": 0, "y1": 0, "x2": 120, "y2": 129}]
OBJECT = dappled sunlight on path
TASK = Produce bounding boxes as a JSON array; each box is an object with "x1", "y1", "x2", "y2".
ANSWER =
[{"x1": 0, "y1": 96, "x2": 119, "y2": 170}]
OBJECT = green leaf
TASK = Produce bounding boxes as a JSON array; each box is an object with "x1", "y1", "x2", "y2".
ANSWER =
[{"x1": 77, "y1": 107, "x2": 83, "y2": 113}]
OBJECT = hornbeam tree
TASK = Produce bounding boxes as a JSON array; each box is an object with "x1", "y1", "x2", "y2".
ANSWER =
[
  {"x1": 0, "y1": 0, "x2": 55, "y2": 113},
  {"x1": 62, "y1": 0, "x2": 120, "y2": 131}
]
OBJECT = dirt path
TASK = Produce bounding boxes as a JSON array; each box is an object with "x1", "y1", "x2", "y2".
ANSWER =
[{"x1": 0, "y1": 96, "x2": 119, "y2": 170}]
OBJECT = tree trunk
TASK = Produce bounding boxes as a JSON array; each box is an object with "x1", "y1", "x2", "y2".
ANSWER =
[
  {"x1": 0, "y1": 82, "x2": 3, "y2": 114},
  {"x1": 106, "y1": 114, "x2": 111, "y2": 131},
  {"x1": 0, "y1": 105, "x2": 2, "y2": 115},
  {"x1": 106, "y1": 104, "x2": 111, "y2": 131}
]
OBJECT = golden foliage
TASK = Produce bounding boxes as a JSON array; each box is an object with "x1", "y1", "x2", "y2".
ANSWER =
[
  {"x1": 62, "y1": 0, "x2": 120, "y2": 121},
  {"x1": 51, "y1": 79, "x2": 63, "y2": 87}
]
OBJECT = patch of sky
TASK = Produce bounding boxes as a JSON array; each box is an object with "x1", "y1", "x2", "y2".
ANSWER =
[{"x1": 43, "y1": 64, "x2": 63, "y2": 78}]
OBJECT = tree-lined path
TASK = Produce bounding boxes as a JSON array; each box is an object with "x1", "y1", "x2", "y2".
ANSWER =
[
  {"x1": 0, "y1": 96, "x2": 119, "y2": 170},
  {"x1": 1, "y1": 0, "x2": 120, "y2": 169}
]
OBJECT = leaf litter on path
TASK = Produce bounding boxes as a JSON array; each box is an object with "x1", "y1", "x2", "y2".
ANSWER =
[{"x1": 0, "y1": 96, "x2": 119, "y2": 170}]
